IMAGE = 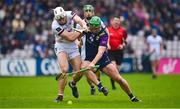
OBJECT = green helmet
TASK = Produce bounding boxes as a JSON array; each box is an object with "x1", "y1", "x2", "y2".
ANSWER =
[
  {"x1": 83, "y1": 5, "x2": 94, "y2": 11},
  {"x1": 89, "y1": 16, "x2": 101, "y2": 28}
]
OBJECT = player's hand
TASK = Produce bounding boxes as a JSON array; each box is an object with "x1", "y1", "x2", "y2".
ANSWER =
[
  {"x1": 82, "y1": 24, "x2": 88, "y2": 30},
  {"x1": 118, "y1": 44, "x2": 124, "y2": 50},
  {"x1": 160, "y1": 47, "x2": 164, "y2": 53},
  {"x1": 108, "y1": 44, "x2": 111, "y2": 50},
  {"x1": 149, "y1": 48, "x2": 155, "y2": 54},
  {"x1": 87, "y1": 62, "x2": 95, "y2": 70},
  {"x1": 74, "y1": 28, "x2": 86, "y2": 33},
  {"x1": 78, "y1": 39, "x2": 83, "y2": 48}
]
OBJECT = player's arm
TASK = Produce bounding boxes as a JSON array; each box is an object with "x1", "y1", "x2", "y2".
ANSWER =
[
  {"x1": 145, "y1": 38, "x2": 150, "y2": 52},
  {"x1": 91, "y1": 46, "x2": 106, "y2": 65},
  {"x1": 73, "y1": 15, "x2": 87, "y2": 29},
  {"x1": 101, "y1": 21, "x2": 111, "y2": 49},
  {"x1": 123, "y1": 30, "x2": 128, "y2": 45},
  {"x1": 88, "y1": 34, "x2": 108, "y2": 68},
  {"x1": 107, "y1": 28, "x2": 111, "y2": 49},
  {"x1": 61, "y1": 30, "x2": 82, "y2": 42},
  {"x1": 118, "y1": 30, "x2": 127, "y2": 49},
  {"x1": 160, "y1": 37, "x2": 164, "y2": 52},
  {"x1": 107, "y1": 35, "x2": 111, "y2": 50},
  {"x1": 53, "y1": 26, "x2": 82, "y2": 42}
]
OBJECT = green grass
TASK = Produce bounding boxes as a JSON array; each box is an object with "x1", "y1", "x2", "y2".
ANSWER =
[{"x1": 0, "y1": 74, "x2": 180, "y2": 108}]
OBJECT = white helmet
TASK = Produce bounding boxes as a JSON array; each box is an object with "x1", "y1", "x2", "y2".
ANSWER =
[{"x1": 53, "y1": 7, "x2": 66, "y2": 20}]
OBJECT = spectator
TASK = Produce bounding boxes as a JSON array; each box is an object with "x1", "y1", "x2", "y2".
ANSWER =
[{"x1": 0, "y1": 0, "x2": 179, "y2": 58}]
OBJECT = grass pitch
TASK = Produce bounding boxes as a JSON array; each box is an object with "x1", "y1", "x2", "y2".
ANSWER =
[{"x1": 0, "y1": 74, "x2": 180, "y2": 108}]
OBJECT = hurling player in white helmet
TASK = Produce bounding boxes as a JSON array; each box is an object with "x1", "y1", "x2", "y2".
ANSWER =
[
  {"x1": 52, "y1": 6, "x2": 87, "y2": 102},
  {"x1": 52, "y1": 7, "x2": 109, "y2": 102}
]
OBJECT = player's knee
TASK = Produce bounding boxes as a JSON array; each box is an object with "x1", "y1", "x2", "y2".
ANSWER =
[
  {"x1": 116, "y1": 76, "x2": 126, "y2": 84},
  {"x1": 112, "y1": 75, "x2": 120, "y2": 82},
  {"x1": 81, "y1": 64, "x2": 86, "y2": 69},
  {"x1": 110, "y1": 72, "x2": 123, "y2": 83},
  {"x1": 97, "y1": 78, "x2": 100, "y2": 81},
  {"x1": 61, "y1": 66, "x2": 69, "y2": 73},
  {"x1": 77, "y1": 72, "x2": 83, "y2": 77}
]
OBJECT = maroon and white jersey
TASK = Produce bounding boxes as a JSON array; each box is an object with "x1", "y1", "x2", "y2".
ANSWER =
[{"x1": 51, "y1": 11, "x2": 76, "y2": 43}]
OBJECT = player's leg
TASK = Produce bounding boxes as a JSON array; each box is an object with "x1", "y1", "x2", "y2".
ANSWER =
[
  {"x1": 156, "y1": 59, "x2": 160, "y2": 72},
  {"x1": 111, "y1": 52, "x2": 123, "y2": 90},
  {"x1": 86, "y1": 68, "x2": 101, "y2": 95},
  {"x1": 154, "y1": 59, "x2": 160, "y2": 77},
  {"x1": 68, "y1": 52, "x2": 82, "y2": 98},
  {"x1": 86, "y1": 77, "x2": 96, "y2": 95},
  {"x1": 108, "y1": 50, "x2": 116, "y2": 90},
  {"x1": 102, "y1": 63, "x2": 141, "y2": 102},
  {"x1": 95, "y1": 69, "x2": 101, "y2": 81},
  {"x1": 82, "y1": 61, "x2": 108, "y2": 96},
  {"x1": 110, "y1": 61, "x2": 116, "y2": 90},
  {"x1": 150, "y1": 53, "x2": 158, "y2": 78},
  {"x1": 70, "y1": 55, "x2": 83, "y2": 83},
  {"x1": 151, "y1": 60, "x2": 157, "y2": 78},
  {"x1": 102, "y1": 63, "x2": 131, "y2": 94},
  {"x1": 55, "y1": 52, "x2": 69, "y2": 102},
  {"x1": 155, "y1": 54, "x2": 161, "y2": 77}
]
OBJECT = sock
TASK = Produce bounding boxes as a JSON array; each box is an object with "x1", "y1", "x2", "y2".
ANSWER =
[
  {"x1": 58, "y1": 94, "x2": 63, "y2": 96},
  {"x1": 71, "y1": 81, "x2": 76, "y2": 87},
  {"x1": 128, "y1": 93, "x2": 134, "y2": 99},
  {"x1": 97, "y1": 82, "x2": 103, "y2": 91},
  {"x1": 111, "y1": 78, "x2": 115, "y2": 88},
  {"x1": 91, "y1": 85, "x2": 95, "y2": 89},
  {"x1": 98, "y1": 78, "x2": 101, "y2": 81}
]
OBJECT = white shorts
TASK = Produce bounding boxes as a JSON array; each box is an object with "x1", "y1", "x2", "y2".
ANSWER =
[
  {"x1": 150, "y1": 53, "x2": 161, "y2": 61},
  {"x1": 54, "y1": 42, "x2": 80, "y2": 60}
]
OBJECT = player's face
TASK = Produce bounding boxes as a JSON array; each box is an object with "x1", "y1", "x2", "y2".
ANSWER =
[
  {"x1": 89, "y1": 26, "x2": 101, "y2": 33},
  {"x1": 111, "y1": 18, "x2": 120, "y2": 29},
  {"x1": 84, "y1": 10, "x2": 94, "y2": 20},
  {"x1": 152, "y1": 29, "x2": 157, "y2": 37},
  {"x1": 57, "y1": 16, "x2": 67, "y2": 25}
]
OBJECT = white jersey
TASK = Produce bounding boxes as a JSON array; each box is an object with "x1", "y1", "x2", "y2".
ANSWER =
[
  {"x1": 51, "y1": 11, "x2": 76, "y2": 43},
  {"x1": 51, "y1": 11, "x2": 80, "y2": 59},
  {"x1": 147, "y1": 35, "x2": 162, "y2": 54}
]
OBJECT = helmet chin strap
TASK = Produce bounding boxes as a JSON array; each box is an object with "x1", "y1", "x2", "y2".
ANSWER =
[
  {"x1": 58, "y1": 20, "x2": 67, "y2": 25},
  {"x1": 59, "y1": 22, "x2": 67, "y2": 25},
  {"x1": 86, "y1": 17, "x2": 92, "y2": 20}
]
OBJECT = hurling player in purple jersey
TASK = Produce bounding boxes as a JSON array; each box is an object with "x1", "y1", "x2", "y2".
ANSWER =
[{"x1": 81, "y1": 16, "x2": 141, "y2": 102}]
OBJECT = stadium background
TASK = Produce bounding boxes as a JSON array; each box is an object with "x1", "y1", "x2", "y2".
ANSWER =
[
  {"x1": 1, "y1": 0, "x2": 180, "y2": 75},
  {"x1": 0, "y1": 0, "x2": 180, "y2": 108}
]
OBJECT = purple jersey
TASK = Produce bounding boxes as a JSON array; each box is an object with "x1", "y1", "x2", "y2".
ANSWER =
[
  {"x1": 84, "y1": 31, "x2": 108, "y2": 56},
  {"x1": 83, "y1": 30, "x2": 111, "y2": 69}
]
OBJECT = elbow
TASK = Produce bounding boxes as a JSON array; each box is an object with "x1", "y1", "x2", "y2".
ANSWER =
[{"x1": 67, "y1": 37, "x2": 76, "y2": 42}]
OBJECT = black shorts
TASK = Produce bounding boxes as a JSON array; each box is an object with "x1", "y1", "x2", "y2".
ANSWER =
[
  {"x1": 85, "y1": 54, "x2": 111, "y2": 69},
  {"x1": 108, "y1": 50, "x2": 123, "y2": 65}
]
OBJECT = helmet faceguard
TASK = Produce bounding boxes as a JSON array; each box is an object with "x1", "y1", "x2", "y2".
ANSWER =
[
  {"x1": 53, "y1": 7, "x2": 67, "y2": 20},
  {"x1": 83, "y1": 5, "x2": 94, "y2": 12},
  {"x1": 89, "y1": 16, "x2": 101, "y2": 33},
  {"x1": 83, "y1": 5, "x2": 94, "y2": 20},
  {"x1": 89, "y1": 16, "x2": 101, "y2": 28}
]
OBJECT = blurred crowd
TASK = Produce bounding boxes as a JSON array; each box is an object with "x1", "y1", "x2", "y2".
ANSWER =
[{"x1": 0, "y1": 0, "x2": 180, "y2": 58}]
